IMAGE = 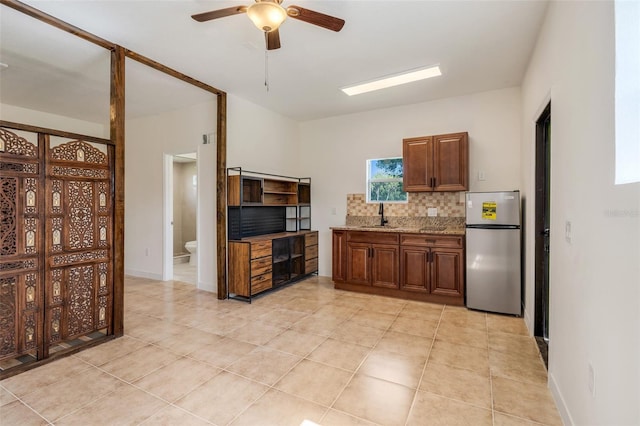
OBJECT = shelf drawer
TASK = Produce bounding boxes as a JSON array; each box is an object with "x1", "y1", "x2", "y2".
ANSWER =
[
  {"x1": 305, "y1": 245, "x2": 318, "y2": 260},
  {"x1": 305, "y1": 258, "x2": 318, "y2": 274},
  {"x1": 348, "y1": 231, "x2": 399, "y2": 245},
  {"x1": 305, "y1": 232, "x2": 318, "y2": 247},
  {"x1": 400, "y1": 234, "x2": 463, "y2": 248},
  {"x1": 251, "y1": 240, "x2": 272, "y2": 259},
  {"x1": 251, "y1": 273, "x2": 272, "y2": 295},
  {"x1": 251, "y1": 256, "x2": 272, "y2": 277}
]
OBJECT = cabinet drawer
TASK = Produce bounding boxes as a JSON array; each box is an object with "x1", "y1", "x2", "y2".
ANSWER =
[
  {"x1": 251, "y1": 256, "x2": 272, "y2": 277},
  {"x1": 305, "y1": 258, "x2": 318, "y2": 274},
  {"x1": 305, "y1": 232, "x2": 318, "y2": 247},
  {"x1": 400, "y1": 234, "x2": 463, "y2": 248},
  {"x1": 251, "y1": 273, "x2": 272, "y2": 295},
  {"x1": 305, "y1": 245, "x2": 318, "y2": 260},
  {"x1": 348, "y1": 231, "x2": 399, "y2": 245},
  {"x1": 251, "y1": 240, "x2": 272, "y2": 259}
]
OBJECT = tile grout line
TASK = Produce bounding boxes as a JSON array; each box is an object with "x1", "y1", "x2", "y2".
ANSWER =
[
  {"x1": 402, "y1": 303, "x2": 445, "y2": 426},
  {"x1": 315, "y1": 300, "x2": 408, "y2": 424}
]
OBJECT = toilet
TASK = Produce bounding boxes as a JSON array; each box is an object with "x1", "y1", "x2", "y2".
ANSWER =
[{"x1": 184, "y1": 241, "x2": 197, "y2": 266}]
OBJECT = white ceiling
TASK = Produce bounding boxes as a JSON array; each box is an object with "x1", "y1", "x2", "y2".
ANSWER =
[{"x1": 0, "y1": 0, "x2": 549, "y2": 123}]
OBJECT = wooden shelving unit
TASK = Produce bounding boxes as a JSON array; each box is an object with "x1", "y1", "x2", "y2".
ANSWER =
[{"x1": 227, "y1": 167, "x2": 317, "y2": 302}]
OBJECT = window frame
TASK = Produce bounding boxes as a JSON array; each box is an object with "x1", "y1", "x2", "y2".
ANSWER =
[{"x1": 366, "y1": 157, "x2": 408, "y2": 203}]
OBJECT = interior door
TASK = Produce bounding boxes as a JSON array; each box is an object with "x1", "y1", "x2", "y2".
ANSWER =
[{"x1": 535, "y1": 102, "x2": 551, "y2": 367}]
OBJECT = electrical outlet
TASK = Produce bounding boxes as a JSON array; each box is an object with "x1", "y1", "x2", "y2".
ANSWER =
[
  {"x1": 427, "y1": 208, "x2": 438, "y2": 217},
  {"x1": 565, "y1": 220, "x2": 572, "y2": 244},
  {"x1": 588, "y1": 362, "x2": 596, "y2": 397},
  {"x1": 331, "y1": 207, "x2": 336, "y2": 215},
  {"x1": 478, "y1": 170, "x2": 486, "y2": 181},
  {"x1": 145, "y1": 248, "x2": 149, "y2": 256}
]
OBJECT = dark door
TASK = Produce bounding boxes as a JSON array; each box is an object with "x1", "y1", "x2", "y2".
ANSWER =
[{"x1": 535, "y1": 102, "x2": 551, "y2": 367}]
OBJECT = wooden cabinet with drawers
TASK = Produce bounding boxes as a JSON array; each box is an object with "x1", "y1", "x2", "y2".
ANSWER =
[
  {"x1": 305, "y1": 231, "x2": 319, "y2": 274},
  {"x1": 228, "y1": 239, "x2": 273, "y2": 298},
  {"x1": 399, "y1": 234, "x2": 464, "y2": 300},
  {"x1": 228, "y1": 230, "x2": 318, "y2": 302},
  {"x1": 333, "y1": 230, "x2": 464, "y2": 305}
]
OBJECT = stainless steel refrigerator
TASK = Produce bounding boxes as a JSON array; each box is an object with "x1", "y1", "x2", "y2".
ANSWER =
[{"x1": 465, "y1": 191, "x2": 521, "y2": 315}]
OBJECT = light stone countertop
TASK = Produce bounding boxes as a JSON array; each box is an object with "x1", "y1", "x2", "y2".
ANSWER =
[
  {"x1": 330, "y1": 225, "x2": 465, "y2": 235},
  {"x1": 331, "y1": 215, "x2": 466, "y2": 235}
]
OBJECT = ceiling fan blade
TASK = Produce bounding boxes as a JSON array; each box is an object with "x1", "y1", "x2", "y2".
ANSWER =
[
  {"x1": 191, "y1": 6, "x2": 247, "y2": 22},
  {"x1": 266, "y1": 29, "x2": 281, "y2": 50},
  {"x1": 286, "y1": 5, "x2": 345, "y2": 32}
]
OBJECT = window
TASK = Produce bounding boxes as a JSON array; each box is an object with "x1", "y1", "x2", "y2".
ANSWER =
[
  {"x1": 366, "y1": 157, "x2": 407, "y2": 203},
  {"x1": 615, "y1": 0, "x2": 640, "y2": 184}
]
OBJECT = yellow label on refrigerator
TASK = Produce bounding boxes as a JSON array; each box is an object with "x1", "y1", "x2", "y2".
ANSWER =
[{"x1": 482, "y1": 202, "x2": 497, "y2": 220}]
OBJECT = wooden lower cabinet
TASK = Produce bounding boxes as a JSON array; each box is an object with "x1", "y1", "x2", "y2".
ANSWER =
[
  {"x1": 344, "y1": 232, "x2": 399, "y2": 289},
  {"x1": 229, "y1": 230, "x2": 318, "y2": 302},
  {"x1": 399, "y1": 246, "x2": 430, "y2": 292},
  {"x1": 430, "y1": 249, "x2": 463, "y2": 297},
  {"x1": 332, "y1": 230, "x2": 347, "y2": 282},
  {"x1": 334, "y1": 230, "x2": 464, "y2": 305}
]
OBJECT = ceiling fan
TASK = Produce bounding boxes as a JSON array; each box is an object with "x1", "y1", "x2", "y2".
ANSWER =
[{"x1": 192, "y1": 0, "x2": 345, "y2": 50}]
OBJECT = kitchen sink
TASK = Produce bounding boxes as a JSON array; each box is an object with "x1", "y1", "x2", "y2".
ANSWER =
[{"x1": 356, "y1": 225, "x2": 397, "y2": 229}]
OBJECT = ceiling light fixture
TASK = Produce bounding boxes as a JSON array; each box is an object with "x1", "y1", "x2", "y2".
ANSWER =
[
  {"x1": 341, "y1": 65, "x2": 442, "y2": 96},
  {"x1": 247, "y1": 0, "x2": 287, "y2": 32}
]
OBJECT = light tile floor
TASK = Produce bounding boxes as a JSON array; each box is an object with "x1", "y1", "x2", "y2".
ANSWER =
[
  {"x1": 173, "y1": 262, "x2": 197, "y2": 286},
  {"x1": 0, "y1": 275, "x2": 562, "y2": 426}
]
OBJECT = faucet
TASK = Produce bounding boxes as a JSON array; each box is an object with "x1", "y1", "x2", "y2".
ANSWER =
[{"x1": 379, "y1": 203, "x2": 388, "y2": 227}]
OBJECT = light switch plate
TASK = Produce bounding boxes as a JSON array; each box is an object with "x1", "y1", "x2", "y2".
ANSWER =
[{"x1": 427, "y1": 208, "x2": 438, "y2": 217}]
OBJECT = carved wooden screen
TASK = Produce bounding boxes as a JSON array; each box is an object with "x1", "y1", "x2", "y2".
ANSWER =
[
  {"x1": 45, "y1": 138, "x2": 113, "y2": 354},
  {"x1": 0, "y1": 127, "x2": 114, "y2": 368},
  {"x1": 0, "y1": 129, "x2": 42, "y2": 364}
]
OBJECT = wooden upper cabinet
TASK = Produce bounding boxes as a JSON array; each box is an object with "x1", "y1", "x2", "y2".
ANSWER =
[
  {"x1": 403, "y1": 137, "x2": 432, "y2": 192},
  {"x1": 403, "y1": 132, "x2": 468, "y2": 192}
]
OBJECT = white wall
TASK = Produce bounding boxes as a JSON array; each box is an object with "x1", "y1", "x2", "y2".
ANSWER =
[
  {"x1": 0, "y1": 103, "x2": 107, "y2": 138},
  {"x1": 125, "y1": 100, "x2": 217, "y2": 291},
  {"x1": 227, "y1": 95, "x2": 301, "y2": 176},
  {"x1": 125, "y1": 94, "x2": 300, "y2": 292},
  {"x1": 521, "y1": 1, "x2": 639, "y2": 424},
  {"x1": 299, "y1": 87, "x2": 522, "y2": 276}
]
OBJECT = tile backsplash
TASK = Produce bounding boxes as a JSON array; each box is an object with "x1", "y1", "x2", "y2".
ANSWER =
[{"x1": 346, "y1": 192, "x2": 465, "y2": 218}]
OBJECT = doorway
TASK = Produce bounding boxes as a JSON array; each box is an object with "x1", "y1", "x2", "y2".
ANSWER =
[
  {"x1": 162, "y1": 137, "x2": 217, "y2": 293},
  {"x1": 534, "y1": 102, "x2": 551, "y2": 367},
  {"x1": 171, "y1": 153, "x2": 198, "y2": 286}
]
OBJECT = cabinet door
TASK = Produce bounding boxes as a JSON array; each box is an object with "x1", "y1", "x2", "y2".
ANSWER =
[
  {"x1": 430, "y1": 248, "x2": 463, "y2": 297},
  {"x1": 346, "y1": 242, "x2": 371, "y2": 286},
  {"x1": 432, "y1": 132, "x2": 468, "y2": 191},
  {"x1": 403, "y1": 137, "x2": 433, "y2": 192},
  {"x1": 400, "y1": 246, "x2": 429, "y2": 292},
  {"x1": 371, "y1": 244, "x2": 399, "y2": 289},
  {"x1": 332, "y1": 231, "x2": 347, "y2": 282}
]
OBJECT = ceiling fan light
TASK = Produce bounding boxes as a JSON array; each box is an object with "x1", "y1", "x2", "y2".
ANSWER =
[{"x1": 247, "y1": 2, "x2": 287, "y2": 32}]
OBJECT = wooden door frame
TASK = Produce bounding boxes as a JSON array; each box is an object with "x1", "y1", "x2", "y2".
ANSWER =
[
  {"x1": 1, "y1": 1, "x2": 230, "y2": 339},
  {"x1": 534, "y1": 102, "x2": 551, "y2": 353}
]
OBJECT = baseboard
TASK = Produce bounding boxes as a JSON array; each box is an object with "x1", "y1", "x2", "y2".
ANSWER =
[
  {"x1": 549, "y1": 371, "x2": 574, "y2": 425},
  {"x1": 197, "y1": 281, "x2": 216, "y2": 293},
  {"x1": 124, "y1": 269, "x2": 163, "y2": 280},
  {"x1": 523, "y1": 305, "x2": 534, "y2": 335}
]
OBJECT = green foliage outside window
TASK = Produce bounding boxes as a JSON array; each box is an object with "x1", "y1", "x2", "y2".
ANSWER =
[{"x1": 367, "y1": 158, "x2": 408, "y2": 202}]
